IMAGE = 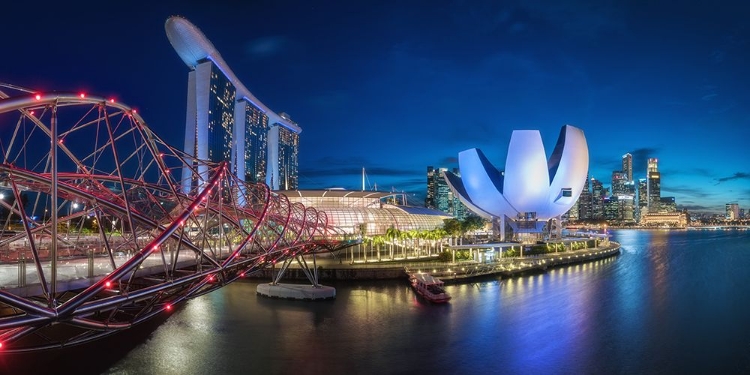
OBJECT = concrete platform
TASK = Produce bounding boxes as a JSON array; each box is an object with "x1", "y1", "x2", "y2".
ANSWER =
[{"x1": 256, "y1": 283, "x2": 336, "y2": 300}]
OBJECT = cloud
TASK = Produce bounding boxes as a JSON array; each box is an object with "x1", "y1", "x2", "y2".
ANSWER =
[
  {"x1": 661, "y1": 186, "x2": 713, "y2": 199},
  {"x1": 678, "y1": 204, "x2": 714, "y2": 212},
  {"x1": 715, "y1": 172, "x2": 750, "y2": 184},
  {"x1": 439, "y1": 156, "x2": 458, "y2": 166},
  {"x1": 244, "y1": 36, "x2": 290, "y2": 59},
  {"x1": 701, "y1": 93, "x2": 717, "y2": 101}
]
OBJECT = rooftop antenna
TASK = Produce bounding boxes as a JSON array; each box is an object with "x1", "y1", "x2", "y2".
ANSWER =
[{"x1": 362, "y1": 167, "x2": 365, "y2": 192}]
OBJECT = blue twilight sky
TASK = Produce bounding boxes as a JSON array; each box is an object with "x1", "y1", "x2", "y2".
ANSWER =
[{"x1": 3, "y1": 0, "x2": 749, "y2": 214}]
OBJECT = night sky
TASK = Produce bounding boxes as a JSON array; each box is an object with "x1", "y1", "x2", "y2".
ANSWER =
[{"x1": 4, "y1": 0, "x2": 749, "y2": 214}]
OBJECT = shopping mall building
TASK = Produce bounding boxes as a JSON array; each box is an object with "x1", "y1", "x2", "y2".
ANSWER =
[{"x1": 279, "y1": 190, "x2": 452, "y2": 236}]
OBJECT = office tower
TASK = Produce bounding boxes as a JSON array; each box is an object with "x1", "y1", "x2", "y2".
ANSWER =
[
  {"x1": 726, "y1": 203, "x2": 739, "y2": 220},
  {"x1": 426, "y1": 166, "x2": 469, "y2": 219},
  {"x1": 622, "y1": 153, "x2": 633, "y2": 181},
  {"x1": 604, "y1": 196, "x2": 620, "y2": 220},
  {"x1": 660, "y1": 197, "x2": 676, "y2": 213},
  {"x1": 167, "y1": 16, "x2": 301, "y2": 192},
  {"x1": 426, "y1": 166, "x2": 437, "y2": 209},
  {"x1": 577, "y1": 174, "x2": 592, "y2": 220},
  {"x1": 611, "y1": 171, "x2": 627, "y2": 195},
  {"x1": 566, "y1": 198, "x2": 580, "y2": 221},
  {"x1": 590, "y1": 177, "x2": 606, "y2": 220},
  {"x1": 741, "y1": 208, "x2": 746, "y2": 219},
  {"x1": 637, "y1": 178, "x2": 648, "y2": 222},
  {"x1": 620, "y1": 195, "x2": 635, "y2": 222},
  {"x1": 647, "y1": 158, "x2": 661, "y2": 212}
]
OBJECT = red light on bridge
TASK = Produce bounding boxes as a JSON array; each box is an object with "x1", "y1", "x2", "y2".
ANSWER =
[
  {"x1": 240, "y1": 272, "x2": 245, "y2": 277},
  {"x1": 105, "y1": 281, "x2": 111, "y2": 288},
  {"x1": 165, "y1": 304, "x2": 172, "y2": 311},
  {"x1": 35, "y1": 94, "x2": 41, "y2": 100},
  {"x1": 80, "y1": 93, "x2": 86, "y2": 99},
  {"x1": 110, "y1": 98, "x2": 115, "y2": 103}
]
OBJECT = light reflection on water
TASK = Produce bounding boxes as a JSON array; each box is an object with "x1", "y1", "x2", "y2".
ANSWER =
[{"x1": 17, "y1": 229, "x2": 748, "y2": 374}]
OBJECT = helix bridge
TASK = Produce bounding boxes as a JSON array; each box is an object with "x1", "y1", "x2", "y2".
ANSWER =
[{"x1": 0, "y1": 84, "x2": 348, "y2": 352}]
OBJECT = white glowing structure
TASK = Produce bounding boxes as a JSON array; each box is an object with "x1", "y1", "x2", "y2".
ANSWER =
[{"x1": 444, "y1": 125, "x2": 589, "y2": 238}]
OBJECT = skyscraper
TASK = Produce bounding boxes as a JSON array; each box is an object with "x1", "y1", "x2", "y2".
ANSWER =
[
  {"x1": 660, "y1": 197, "x2": 676, "y2": 213},
  {"x1": 577, "y1": 174, "x2": 592, "y2": 220},
  {"x1": 166, "y1": 16, "x2": 301, "y2": 192},
  {"x1": 622, "y1": 153, "x2": 633, "y2": 181},
  {"x1": 726, "y1": 203, "x2": 739, "y2": 220},
  {"x1": 426, "y1": 166, "x2": 469, "y2": 220},
  {"x1": 637, "y1": 178, "x2": 648, "y2": 222},
  {"x1": 611, "y1": 171, "x2": 627, "y2": 196},
  {"x1": 647, "y1": 158, "x2": 661, "y2": 212},
  {"x1": 273, "y1": 113, "x2": 300, "y2": 190},
  {"x1": 590, "y1": 177, "x2": 607, "y2": 220}
]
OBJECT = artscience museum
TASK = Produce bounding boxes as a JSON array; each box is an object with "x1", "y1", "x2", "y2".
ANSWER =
[{"x1": 445, "y1": 125, "x2": 589, "y2": 241}]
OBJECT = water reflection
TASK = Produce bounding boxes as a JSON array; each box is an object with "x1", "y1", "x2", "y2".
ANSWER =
[{"x1": 8, "y1": 230, "x2": 749, "y2": 374}]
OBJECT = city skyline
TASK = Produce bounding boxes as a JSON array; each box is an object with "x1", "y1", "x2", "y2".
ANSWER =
[{"x1": 4, "y1": 0, "x2": 748, "y2": 214}]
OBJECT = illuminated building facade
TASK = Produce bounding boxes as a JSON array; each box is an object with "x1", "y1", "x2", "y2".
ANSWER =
[
  {"x1": 281, "y1": 190, "x2": 451, "y2": 235},
  {"x1": 604, "y1": 196, "x2": 619, "y2": 220},
  {"x1": 660, "y1": 197, "x2": 676, "y2": 213},
  {"x1": 647, "y1": 158, "x2": 661, "y2": 212},
  {"x1": 444, "y1": 125, "x2": 589, "y2": 240},
  {"x1": 426, "y1": 166, "x2": 469, "y2": 220},
  {"x1": 275, "y1": 121, "x2": 300, "y2": 190},
  {"x1": 726, "y1": 203, "x2": 739, "y2": 220},
  {"x1": 641, "y1": 211, "x2": 688, "y2": 227},
  {"x1": 591, "y1": 177, "x2": 606, "y2": 220},
  {"x1": 166, "y1": 16, "x2": 301, "y2": 192},
  {"x1": 577, "y1": 174, "x2": 592, "y2": 220},
  {"x1": 622, "y1": 153, "x2": 633, "y2": 181},
  {"x1": 637, "y1": 178, "x2": 648, "y2": 222},
  {"x1": 611, "y1": 171, "x2": 627, "y2": 195},
  {"x1": 237, "y1": 99, "x2": 268, "y2": 183}
]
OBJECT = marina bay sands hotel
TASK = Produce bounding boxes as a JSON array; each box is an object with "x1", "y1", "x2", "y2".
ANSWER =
[{"x1": 165, "y1": 16, "x2": 299, "y2": 191}]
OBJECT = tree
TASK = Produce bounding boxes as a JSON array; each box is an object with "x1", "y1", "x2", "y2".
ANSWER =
[
  {"x1": 443, "y1": 218, "x2": 462, "y2": 237},
  {"x1": 461, "y1": 215, "x2": 486, "y2": 233}
]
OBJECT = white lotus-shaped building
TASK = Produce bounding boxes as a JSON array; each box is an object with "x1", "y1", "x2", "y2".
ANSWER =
[{"x1": 445, "y1": 125, "x2": 588, "y2": 236}]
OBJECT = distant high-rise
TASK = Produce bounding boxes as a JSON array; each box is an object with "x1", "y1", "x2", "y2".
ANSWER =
[
  {"x1": 611, "y1": 171, "x2": 627, "y2": 196},
  {"x1": 166, "y1": 16, "x2": 301, "y2": 192},
  {"x1": 660, "y1": 197, "x2": 676, "y2": 213},
  {"x1": 622, "y1": 153, "x2": 633, "y2": 181},
  {"x1": 603, "y1": 196, "x2": 619, "y2": 221},
  {"x1": 590, "y1": 177, "x2": 607, "y2": 220},
  {"x1": 726, "y1": 203, "x2": 739, "y2": 220},
  {"x1": 647, "y1": 158, "x2": 661, "y2": 212},
  {"x1": 577, "y1": 174, "x2": 592, "y2": 220},
  {"x1": 426, "y1": 166, "x2": 469, "y2": 220},
  {"x1": 637, "y1": 178, "x2": 648, "y2": 222}
]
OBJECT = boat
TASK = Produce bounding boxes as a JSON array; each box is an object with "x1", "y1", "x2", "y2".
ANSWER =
[{"x1": 409, "y1": 273, "x2": 451, "y2": 303}]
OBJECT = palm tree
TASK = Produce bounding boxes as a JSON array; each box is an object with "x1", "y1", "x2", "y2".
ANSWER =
[
  {"x1": 372, "y1": 235, "x2": 386, "y2": 261},
  {"x1": 398, "y1": 229, "x2": 409, "y2": 259},
  {"x1": 386, "y1": 226, "x2": 399, "y2": 260}
]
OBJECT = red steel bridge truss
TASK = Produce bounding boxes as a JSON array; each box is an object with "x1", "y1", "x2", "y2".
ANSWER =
[{"x1": 0, "y1": 84, "x2": 348, "y2": 352}]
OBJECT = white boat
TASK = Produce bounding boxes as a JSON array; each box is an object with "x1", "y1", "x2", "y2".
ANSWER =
[{"x1": 409, "y1": 273, "x2": 451, "y2": 303}]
